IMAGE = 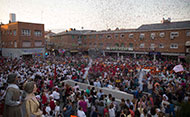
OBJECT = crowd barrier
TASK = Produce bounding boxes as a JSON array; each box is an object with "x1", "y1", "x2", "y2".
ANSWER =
[{"x1": 63, "y1": 80, "x2": 134, "y2": 101}]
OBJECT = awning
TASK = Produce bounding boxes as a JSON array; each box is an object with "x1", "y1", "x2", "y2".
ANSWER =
[
  {"x1": 185, "y1": 41, "x2": 190, "y2": 46},
  {"x1": 70, "y1": 50, "x2": 78, "y2": 53},
  {"x1": 178, "y1": 56, "x2": 186, "y2": 58}
]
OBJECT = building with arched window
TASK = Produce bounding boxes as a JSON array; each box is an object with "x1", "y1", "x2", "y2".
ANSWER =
[{"x1": 50, "y1": 20, "x2": 190, "y2": 60}]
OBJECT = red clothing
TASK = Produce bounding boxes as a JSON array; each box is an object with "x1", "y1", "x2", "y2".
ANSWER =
[
  {"x1": 50, "y1": 100, "x2": 56, "y2": 110},
  {"x1": 49, "y1": 80, "x2": 54, "y2": 88},
  {"x1": 42, "y1": 95, "x2": 47, "y2": 104},
  {"x1": 150, "y1": 97, "x2": 154, "y2": 106},
  {"x1": 104, "y1": 108, "x2": 109, "y2": 116},
  {"x1": 129, "y1": 109, "x2": 135, "y2": 117},
  {"x1": 72, "y1": 76, "x2": 77, "y2": 80}
]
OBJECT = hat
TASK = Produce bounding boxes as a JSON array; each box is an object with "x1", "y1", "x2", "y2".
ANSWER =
[
  {"x1": 7, "y1": 73, "x2": 17, "y2": 84},
  {"x1": 163, "y1": 94, "x2": 168, "y2": 100}
]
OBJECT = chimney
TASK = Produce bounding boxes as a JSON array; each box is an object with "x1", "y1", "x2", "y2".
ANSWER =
[{"x1": 9, "y1": 13, "x2": 16, "y2": 23}]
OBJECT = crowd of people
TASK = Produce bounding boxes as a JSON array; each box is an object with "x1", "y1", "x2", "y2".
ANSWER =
[{"x1": 0, "y1": 54, "x2": 190, "y2": 117}]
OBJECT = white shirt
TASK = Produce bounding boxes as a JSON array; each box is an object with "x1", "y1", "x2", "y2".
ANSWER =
[
  {"x1": 73, "y1": 85, "x2": 79, "y2": 92},
  {"x1": 45, "y1": 106, "x2": 51, "y2": 115},
  {"x1": 109, "y1": 107, "x2": 115, "y2": 117},
  {"x1": 55, "y1": 106, "x2": 60, "y2": 115},
  {"x1": 77, "y1": 110, "x2": 86, "y2": 117},
  {"x1": 53, "y1": 91, "x2": 60, "y2": 100},
  {"x1": 108, "y1": 84, "x2": 113, "y2": 89}
]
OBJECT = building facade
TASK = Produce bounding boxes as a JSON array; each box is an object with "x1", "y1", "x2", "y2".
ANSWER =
[
  {"x1": 50, "y1": 20, "x2": 190, "y2": 59},
  {"x1": 1, "y1": 22, "x2": 45, "y2": 58},
  {"x1": 0, "y1": 24, "x2": 2, "y2": 56},
  {"x1": 44, "y1": 30, "x2": 56, "y2": 51}
]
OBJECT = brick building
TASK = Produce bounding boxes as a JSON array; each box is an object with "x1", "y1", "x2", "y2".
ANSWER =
[
  {"x1": 0, "y1": 21, "x2": 45, "y2": 58},
  {"x1": 45, "y1": 30, "x2": 56, "y2": 51},
  {"x1": 50, "y1": 20, "x2": 190, "y2": 59},
  {"x1": 0, "y1": 23, "x2": 2, "y2": 56}
]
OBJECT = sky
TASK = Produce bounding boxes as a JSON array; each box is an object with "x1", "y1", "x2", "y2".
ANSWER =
[{"x1": 0, "y1": 0, "x2": 190, "y2": 32}]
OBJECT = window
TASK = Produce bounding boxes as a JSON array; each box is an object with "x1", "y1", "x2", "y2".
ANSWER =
[
  {"x1": 21, "y1": 29, "x2": 31, "y2": 36},
  {"x1": 13, "y1": 30, "x2": 16, "y2": 36},
  {"x1": 115, "y1": 43, "x2": 119, "y2": 47},
  {"x1": 129, "y1": 43, "x2": 133, "y2": 48},
  {"x1": 170, "y1": 43, "x2": 178, "y2": 49},
  {"x1": 150, "y1": 33, "x2": 155, "y2": 40},
  {"x1": 159, "y1": 32, "x2": 165, "y2": 38},
  {"x1": 14, "y1": 41, "x2": 17, "y2": 48},
  {"x1": 35, "y1": 41, "x2": 42, "y2": 47},
  {"x1": 186, "y1": 31, "x2": 190, "y2": 37},
  {"x1": 7, "y1": 30, "x2": 9, "y2": 35},
  {"x1": 72, "y1": 35, "x2": 75, "y2": 39},
  {"x1": 129, "y1": 33, "x2": 134, "y2": 38},
  {"x1": 120, "y1": 34, "x2": 125, "y2": 38},
  {"x1": 106, "y1": 43, "x2": 112, "y2": 47},
  {"x1": 170, "y1": 32, "x2": 179, "y2": 39},
  {"x1": 120, "y1": 43, "x2": 125, "y2": 47},
  {"x1": 72, "y1": 43, "x2": 77, "y2": 47},
  {"x1": 34, "y1": 30, "x2": 42, "y2": 37},
  {"x1": 107, "y1": 35, "x2": 111, "y2": 39},
  {"x1": 159, "y1": 43, "x2": 164, "y2": 48},
  {"x1": 150, "y1": 43, "x2": 155, "y2": 49},
  {"x1": 10, "y1": 30, "x2": 12, "y2": 35},
  {"x1": 83, "y1": 35, "x2": 87, "y2": 39},
  {"x1": 139, "y1": 33, "x2": 145, "y2": 40},
  {"x1": 98, "y1": 35, "x2": 103, "y2": 39},
  {"x1": 186, "y1": 48, "x2": 190, "y2": 53},
  {"x1": 99, "y1": 43, "x2": 103, "y2": 47},
  {"x1": 140, "y1": 43, "x2": 145, "y2": 48},
  {"x1": 93, "y1": 35, "x2": 96, "y2": 39},
  {"x1": 89, "y1": 35, "x2": 93, "y2": 39},
  {"x1": 115, "y1": 34, "x2": 118, "y2": 38},
  {"x1": 22, "y1": 41, "x2": 31, "y2": 47}
]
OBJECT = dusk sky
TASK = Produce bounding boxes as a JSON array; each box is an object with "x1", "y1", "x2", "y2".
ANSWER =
[{"x1": 0, "y1": 0, "x2": 190, "y2": 32}]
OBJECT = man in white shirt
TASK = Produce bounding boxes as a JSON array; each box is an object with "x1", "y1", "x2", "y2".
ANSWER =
[
  {"x1": 53, "y1": 89, "x2": 60, "y2": 100},
  {"x1": 73, "y1": 83, "x2": 80, "y2": 92},
  {"x1": 77, "y1": 107, "x2": 86, "y2": 117},
  {"x1": 45, "y1": 103, "x2": 51, "y2": 116}
]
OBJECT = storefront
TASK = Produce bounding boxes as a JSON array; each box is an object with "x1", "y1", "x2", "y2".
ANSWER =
[{"x1": 2, "y1": 48, "x2": 45, "y2": 58}]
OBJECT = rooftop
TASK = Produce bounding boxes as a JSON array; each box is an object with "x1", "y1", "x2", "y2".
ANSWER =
[{"x1": 137, "y1": 20, "x2": 190, "y2": 31}]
